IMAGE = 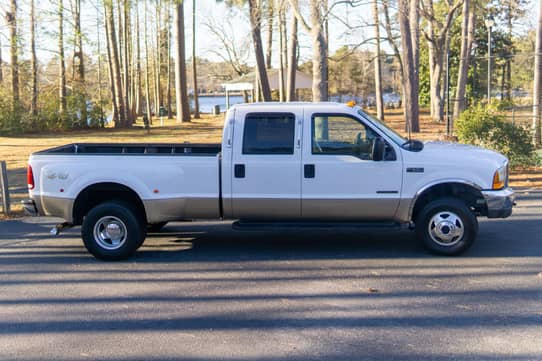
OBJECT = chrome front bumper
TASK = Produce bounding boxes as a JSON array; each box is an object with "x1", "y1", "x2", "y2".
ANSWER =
[{"x1": 481, "y1": 187, "x2": 515, "y2": 218}]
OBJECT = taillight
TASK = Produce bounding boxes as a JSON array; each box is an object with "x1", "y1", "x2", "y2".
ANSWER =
[{"x1": 27, "y1": 165, "x2": 35, "y2": 190}]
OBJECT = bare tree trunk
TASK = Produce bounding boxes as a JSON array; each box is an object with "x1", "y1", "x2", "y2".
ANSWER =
[
  {"x1": 123, "y1": 0, "x2": 132, "y2": 123},
  {"x1": 73, "y1": 0, "x2": 86, "y2": 125},
  {"x1": 286, "y1": 0, "x2": 298, "y2": 101},
  {"x1": 289, "y1": 0, "x2": 328, "y2": 101},
  {"x1": 248, "y1": 0, "x2": 272, "y2": 101},
  {"x1": 453, "y1": 0, "x2": 474, "y2": 120},
  {"x1": 155, "y1": 0, "x2": 162, "y2": 116},
  {"x1": 58, "y1": 0, "x2": 66, "y2": 117},
  {"x1": 310, "y1": 0, "x2": 328, "y2": 101},
  {"x1": 500, "y1": 63, "x2": 506, "y2": 101},
  {"x1": 30, "y1": 0, "x2": 37, "y2": 116},
  {"x1": 144, "y1": 0, "x2": 152, "y2": 124},
  {"x1": 174, "y1": 1, "x2": 190, "y2": 122},
  {"x1": 117, "y1": 0, "x2": 124, "y2": 91},
  {"x1": 277, "y1": 5, "x2": 287, "y2": 102},
  {"x1": 382, "y1": 0, "x2": 405, "y2": 112},
  {"x1": 426, "y1": 0, "x2": 442, "y2": 122},
  {"x1": 254, "y1": 72, "x2": 260, "y2": 102},
  {"x1": 105, "y1": 0, "x2": 127, "y2": 127},
  {"x1": 0, "y1": 38, "x2": 3, "y2": 84},
  {"x1": 373, "y1": 0, "x2": 384, "y2": 120},
  {"x1": 135, "y1": 1, "x2": 142, "y2": 116},
  {"x1": 266, "y1": 1, "x2": 274, "y2": 69},
  {"x1": 533, "y1": 0, "x2": 542, "y2": 146},
  {"x1": 166, "y1": 3, "x2": 172, "y2": 119},
  {"x1": 440, "y1": 33, "x2": 450, "y2": 118},
  {"x1": 97, "y1": 4, "x2": 104, "y2": 124},
  {"x1": 429, "y1": 50, "x2": 444, "y2": 122},
  {"x1": 423, "y1": 0, "x2": 461, "y2": 123},
  {"x1": 104, "y1": 6, "x2": 118, "y2": 123},
  {"x1": 398, "y1": 0, "x2": 419, "y2": 132},
  {"x1": 409, "y1": 0, "x2": 419, "y2": 105},
  {"x1": 382, "y1": 0, "x2": 404, "y2": 78},
  {"x1": 129, "y1": 7, "x2": 136, "y2": 119},
  {"x1": 506, "y1": 0, "x2": 512, "y2": 101},
  {"x1": 6, "y1": 0, "x2": 19, "y2": 107},
  {"x1": 192, "y1": 0, "x2": 200, "y2": 118}
]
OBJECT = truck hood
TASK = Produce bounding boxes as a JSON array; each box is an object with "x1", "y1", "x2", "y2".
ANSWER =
[
  {"x1": 421, "y1": 141, "x2": 507, "y2": 166},
  {"x1": 400, "y1": 141, "x2": 509, "y2": 190}
]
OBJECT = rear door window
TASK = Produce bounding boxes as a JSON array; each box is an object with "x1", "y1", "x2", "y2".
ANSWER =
[{"x1": 242, "y1": 113, "x2": 295, "y2": 155}]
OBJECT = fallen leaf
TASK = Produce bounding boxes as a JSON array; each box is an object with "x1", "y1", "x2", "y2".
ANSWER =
[{"x1": 456, "y1": 305, "x2": 473, "y2": 310}]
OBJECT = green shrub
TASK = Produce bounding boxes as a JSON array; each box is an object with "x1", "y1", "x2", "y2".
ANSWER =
[
  {"x1": 456, "y1": 104, "x2": 540, "y2": 167},
  {"x1": 0, "y1": 88, "x2": 107, "y2": 135}
]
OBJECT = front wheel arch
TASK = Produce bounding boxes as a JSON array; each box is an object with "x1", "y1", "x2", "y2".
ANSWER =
[{"x1": 411, "y1": 182, "x2": 486, "y2": 223}]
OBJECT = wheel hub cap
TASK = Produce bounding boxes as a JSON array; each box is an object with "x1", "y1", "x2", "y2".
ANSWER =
[
  {"x1": 428, "y1": 211, "x2": 464, "y2": 246},
  {"x1": 93, "y1": 216, "x2": 127, "y2": 250}
]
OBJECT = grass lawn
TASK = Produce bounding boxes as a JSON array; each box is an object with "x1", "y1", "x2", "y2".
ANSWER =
[{"x1": 0, "y1": 109, "x2": 540, "y2": 218}]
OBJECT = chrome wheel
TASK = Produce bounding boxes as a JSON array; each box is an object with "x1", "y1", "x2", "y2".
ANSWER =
[
  {"x1": 93, "y1": 216, "x2": 128, "y2": 250},
  {"x1": 427, "y1": 211, "x2": 465, "y2": 247}
]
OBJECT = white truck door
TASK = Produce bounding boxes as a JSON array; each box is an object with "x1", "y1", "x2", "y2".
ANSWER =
[
  {"x1": 231, "y1": 110, "x2": 303, "y2": 219},
  {"x1": 301, "y1": 111, "x2": 403, "y2": 220}
]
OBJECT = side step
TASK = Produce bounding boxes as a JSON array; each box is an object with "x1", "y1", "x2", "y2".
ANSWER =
[{"x1": 232, "y1": 220, "x2": 406, "y2": 232}]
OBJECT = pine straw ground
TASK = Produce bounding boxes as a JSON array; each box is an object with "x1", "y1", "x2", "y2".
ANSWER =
[{"x1": 0, "y1": 109, "x2": 540, "y2": 219}]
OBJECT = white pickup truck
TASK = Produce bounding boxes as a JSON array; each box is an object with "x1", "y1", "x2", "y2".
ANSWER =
[{"x1": 24, "y1": 102, "x2": 515, "y2": 260}]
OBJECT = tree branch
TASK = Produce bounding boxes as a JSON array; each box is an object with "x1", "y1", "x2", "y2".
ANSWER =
[{"x1": 286, "y1": 0, "x2": 312, "y2": 32}]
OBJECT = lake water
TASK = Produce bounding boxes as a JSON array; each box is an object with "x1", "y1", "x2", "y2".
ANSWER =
[{"x1": 193, "y1": 95, "x2": 245, "y2": 113}]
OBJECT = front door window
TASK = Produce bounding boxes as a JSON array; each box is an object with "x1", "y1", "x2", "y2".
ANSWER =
[{"x1": 312, "y1": 115, "x2": 379, "y2": 160}]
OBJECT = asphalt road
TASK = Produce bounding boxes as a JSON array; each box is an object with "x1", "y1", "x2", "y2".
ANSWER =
[{"x1": 0, "y1": 191, "x2": 541, "y2": 361}]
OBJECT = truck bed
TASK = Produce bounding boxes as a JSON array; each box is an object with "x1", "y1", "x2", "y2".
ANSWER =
[{"x1": 34, "y1": 143, "x2": 222, "y2": 156}]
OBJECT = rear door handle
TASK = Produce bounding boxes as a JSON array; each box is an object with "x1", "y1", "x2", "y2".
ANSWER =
[
  {"x1": 304, "y1": 164, "x2": 315, "y2": 178},
  {"x1": 234, "y1": 164, "x2": 245, "y2": 178}
]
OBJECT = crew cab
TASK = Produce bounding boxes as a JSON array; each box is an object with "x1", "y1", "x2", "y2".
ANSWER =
[{"x1": 24, "y1": 102, "x2": 515, "y2": 260}]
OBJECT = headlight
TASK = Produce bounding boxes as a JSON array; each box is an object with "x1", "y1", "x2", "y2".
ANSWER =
[{"x1": 492, "y1": 164, "x2": 508, "y2": 190}]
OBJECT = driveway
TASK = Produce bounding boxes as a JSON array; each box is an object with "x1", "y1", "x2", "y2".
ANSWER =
[{"x1": 0, "y1": 190, "x2": 541, "y2": 360}]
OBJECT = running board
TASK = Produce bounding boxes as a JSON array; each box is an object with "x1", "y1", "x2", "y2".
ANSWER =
[{"x1": 232, "y1": 220, "x2": 405, "y2": 232}]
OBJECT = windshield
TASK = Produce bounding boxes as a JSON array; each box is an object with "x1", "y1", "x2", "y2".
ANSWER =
[{"x1": 356, "y1": 108, "x2": 406, "y2": 146}]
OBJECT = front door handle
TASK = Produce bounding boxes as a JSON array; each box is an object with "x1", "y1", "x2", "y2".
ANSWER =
[
  {"x1": 234, "y1": 164, "x2": 245, "y2": 178},
  {"x1": 304, "y1": 164, "x2": 315, "y2": 178}
]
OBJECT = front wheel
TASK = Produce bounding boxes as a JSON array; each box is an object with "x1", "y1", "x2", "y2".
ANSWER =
[
  {"x1": 82, "y1": 201, "x2": 146, "y2": 261},
  {"x1": 416, "y1": 198, "x2": 478, "y2": 256}
]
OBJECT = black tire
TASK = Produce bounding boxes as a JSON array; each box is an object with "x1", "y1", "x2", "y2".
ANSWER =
[
  {"x1": 415, "y1": 197, "x2": 478, "y2": 256},
  {"x1": 147, "y1": 221, "x2": 168, "y2": 233},
  {"x1": 81, "y1": 201, "x2": 146, "y2": 261}
]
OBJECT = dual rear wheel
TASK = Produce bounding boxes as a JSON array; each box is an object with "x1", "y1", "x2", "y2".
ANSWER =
[{"x1": 81, "y1": 201, "x2": 146, "y2": 261}]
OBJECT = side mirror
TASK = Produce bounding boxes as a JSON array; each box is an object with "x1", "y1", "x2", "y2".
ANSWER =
[{"x1": 372, "y1": 137, "x2": 386, "y2": 161}]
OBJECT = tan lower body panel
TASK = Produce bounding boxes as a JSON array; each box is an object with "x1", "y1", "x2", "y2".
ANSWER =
[
  {"x1": 231, "y1": 198, "x2": 302, "y2": 220},
  {"x1": 302, "y1": 198, "x2": 402, "y2": 221},
  {"x1": 229, "y1": 197, "x2": 413, "y2": 222},
  {"x1": 143, "y1": 197, "x2": 220, "y2": 223},
  {"x1": 38, "y1": 196, "x2": 75, "y2": 223},
  {"x1": 36, "y1": 195, "x2": 413, "y2": 225}
]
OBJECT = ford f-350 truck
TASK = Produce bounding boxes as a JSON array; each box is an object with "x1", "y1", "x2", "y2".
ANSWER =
[{"x1": 24, "y1": 102, "x2": 515, "y2": 260}]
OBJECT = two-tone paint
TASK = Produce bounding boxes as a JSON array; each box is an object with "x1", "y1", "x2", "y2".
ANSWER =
[{"x1": 27, "y1": 102, "x2": 514, "y2": 226}]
